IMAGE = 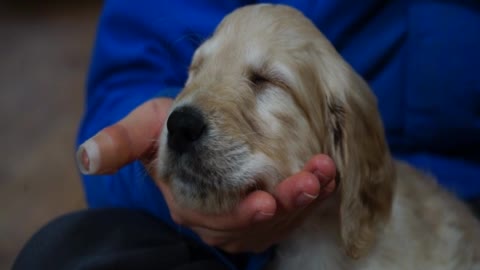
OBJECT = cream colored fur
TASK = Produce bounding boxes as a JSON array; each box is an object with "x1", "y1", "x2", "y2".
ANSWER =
[{"x1": 157, "y1": 4, "x2": 480, "y2": 269}]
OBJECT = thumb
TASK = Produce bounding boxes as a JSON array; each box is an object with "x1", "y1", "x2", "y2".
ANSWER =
[{"x1": 76, "y1": 98, "x2": 173, "y2": 175}]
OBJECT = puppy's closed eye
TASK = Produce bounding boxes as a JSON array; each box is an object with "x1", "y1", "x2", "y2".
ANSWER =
[
  {"x1": 249, "y1": 71, "x2": 270, "y2": 86},
  {"x1": 247, "y1": 67, "x2": 290, "y2": 94}
]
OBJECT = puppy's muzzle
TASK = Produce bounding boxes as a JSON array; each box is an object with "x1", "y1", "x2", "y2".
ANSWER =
[{"x1": 166, "y1": 106, "x2": 206, "y2": 154}]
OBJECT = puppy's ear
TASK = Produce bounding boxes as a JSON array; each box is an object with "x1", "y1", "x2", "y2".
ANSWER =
[{"x1": 319, "y1": 56, "x2": 395, "y2": 258}]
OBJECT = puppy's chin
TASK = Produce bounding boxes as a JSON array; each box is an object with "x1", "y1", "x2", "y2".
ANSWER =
[
  {"x1": 161, "y1": 153, "x2": 283, "y2": 214},
  {"x1": 168, "y1": 175, "x2": 252, "y2": 214},
  {"x1": 165, "y1": 168, "x2": 277, "y2": 214}
]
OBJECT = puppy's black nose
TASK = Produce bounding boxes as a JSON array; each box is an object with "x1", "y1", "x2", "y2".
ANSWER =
[{"x1": 167, "y1": 106, "x2": 206, "y2": 153}]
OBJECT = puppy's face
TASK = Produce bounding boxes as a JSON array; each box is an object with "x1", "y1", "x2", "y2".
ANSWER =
[
  {"x1": 157, "y1": 4, "x2": 395, "y2": 258},
  {"x1": 158, "y1": 5, "x2": 322, "y2": 213}
]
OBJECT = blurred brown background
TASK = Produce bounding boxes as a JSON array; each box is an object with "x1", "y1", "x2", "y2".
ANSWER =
[{"x1": 0, "y1": 1, "x2": 102, "y2": 268}]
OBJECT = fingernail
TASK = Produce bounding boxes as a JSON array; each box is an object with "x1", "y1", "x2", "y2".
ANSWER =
[
  {"x1": 76, "y1": 139, "x2": 100, "y2": 174},
  {"x1": 313, "y1": 170, "x2": 328, "y2": 181},
  {"x1": 253, "y1": 211, "x2": 274, "y2": 222},
  {"x1": 295, "y1": 192, "x2": 318, "y2": 208}
]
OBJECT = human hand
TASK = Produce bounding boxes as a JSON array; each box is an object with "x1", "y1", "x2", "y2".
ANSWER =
[
  {"x1": 76, "y1": 97, "x2": 337, "y2": 253},
  {"x1": 157, "y1": 155, "x2": 336, "y2": 253}
]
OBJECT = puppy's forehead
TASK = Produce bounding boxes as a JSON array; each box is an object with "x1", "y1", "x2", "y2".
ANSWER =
[
  {"x1": 197, "y1": 32, "x2": 296, "y2": 85},
  {"x1": 196, "y1": 6, "x2": 294, "y2": 60},
  {"x1": 198, "y1": 32, "x2": 267, "y2": 66},
  {"x1": 193, "y1": 6, "x2": 314, "y2": 77}
]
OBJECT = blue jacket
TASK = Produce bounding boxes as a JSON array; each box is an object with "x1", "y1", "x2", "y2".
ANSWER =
[{"x1": 78, "y1": 1, "x2": 480, "y2": 269}]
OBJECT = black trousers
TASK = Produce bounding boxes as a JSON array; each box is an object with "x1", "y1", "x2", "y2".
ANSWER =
[
  {"x1": 13, "y1": 208, "x2": 228, "y2": 270},
  {"x1": 13, "y1": 201, "x2": 480, "y2": 270}
]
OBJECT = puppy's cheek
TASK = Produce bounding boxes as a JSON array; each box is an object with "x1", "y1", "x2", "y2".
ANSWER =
[{"x1": 254, "y1": 86, "x2": 317, "y2": 175}]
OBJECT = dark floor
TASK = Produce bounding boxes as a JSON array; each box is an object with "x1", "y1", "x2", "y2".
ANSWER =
[{"x1": 0, "y1": 2, "x2": 101, "y2": 268}]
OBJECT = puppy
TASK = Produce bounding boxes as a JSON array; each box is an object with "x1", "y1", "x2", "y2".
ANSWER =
[{"x1": 157, "y1": 4, "x2": 480, "y2": 270}]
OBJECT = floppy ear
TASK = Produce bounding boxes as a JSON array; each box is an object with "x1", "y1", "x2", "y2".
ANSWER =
[{"x1": 314, "y1": 48, "x2": 395, "y2": 258}]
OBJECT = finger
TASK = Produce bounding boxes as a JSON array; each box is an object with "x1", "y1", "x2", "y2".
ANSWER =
[
  {"x1": 274, "y1": 171, "x2": 320, "y2": 211},
  {"x1": 170, "y1": 190, "x2": 277, "y2": 230},
  {"x1": 275, "y1": 155, "x2": 337, "y2": 210},
  {"x1": 217, "y1": 213, "x2": 301, "y2": 254},
  {"x1": 76, "y1": 98, "x2": 173, "y2": 175},
  {"x1": 303, "y1": 154, "x2": 337, "y2": 197}
]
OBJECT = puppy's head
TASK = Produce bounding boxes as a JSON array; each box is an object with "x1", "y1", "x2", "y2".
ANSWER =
[{"x1": 157, "y1": 4, "x2": 394, "y2": 258}]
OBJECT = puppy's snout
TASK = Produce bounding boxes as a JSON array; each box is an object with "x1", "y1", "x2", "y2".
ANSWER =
[{"x1": 167, "y1": 106, "x2": 206, "y2": 153}]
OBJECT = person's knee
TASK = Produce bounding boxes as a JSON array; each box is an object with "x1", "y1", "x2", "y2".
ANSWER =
[{"x1": 13, "y1": 208, "x2": 227, "y2": 270}]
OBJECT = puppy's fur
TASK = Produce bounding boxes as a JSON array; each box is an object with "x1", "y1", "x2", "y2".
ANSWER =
[{"x1": 157, "y1": 4, "x2": 480, "y2": 270}]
